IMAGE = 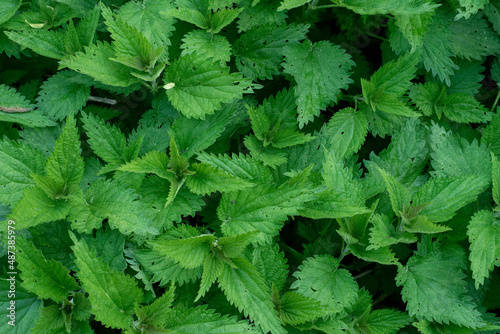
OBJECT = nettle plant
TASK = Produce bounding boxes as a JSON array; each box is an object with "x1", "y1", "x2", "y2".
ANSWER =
[{"x1": 1, "y1": 0, "x2": 500, "y2": 333}]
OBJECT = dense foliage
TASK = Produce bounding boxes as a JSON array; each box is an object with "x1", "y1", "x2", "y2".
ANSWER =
[{"x1": 1, "y1": 0, "x2": 500, "y2": 333}]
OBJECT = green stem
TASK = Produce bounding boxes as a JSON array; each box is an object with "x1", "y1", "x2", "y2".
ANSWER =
[
  {"x1": 491, "y1": 88, "x2": 500, "y2": 112},
  {"x1": 312, "y1": 4, "x2": 343, "y2": 10}
]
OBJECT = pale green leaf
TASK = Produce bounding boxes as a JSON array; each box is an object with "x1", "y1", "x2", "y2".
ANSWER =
[
  {"x1": 358, "y1": 309, "x2": 411, "y2": 334},
  {"x1": 482, "y1": 112, "x2": 500, "y2": 156},
  {"x1": 378, "y1": 168, "x2": 412, "y2": 217},
  {"x1": 36, "y1": 71, "x2": 91, "y2": 121},
  {"x1": 493, "y1": 153, "x2": 500, "y2": 206},
  {"x1": 234, "y1": 23, "x2": 309, "y2": 80},
  {"x1": 368, "y1": 213, "x2": 417, "y2": 250},
  {"x1": 331, "y1": 0, "x2": 438, "y2": 15},
  {"x1": 396, "y1": 242, "x2": 484, "y2": 327},
  {"x1": 283, "y1": 39, "x2": 354, "y2": 127},
  {"x1": 16, "y1": 235, "x2": 79, "y2": 303},
  {"x1": 238, "y1": 0, "x2": 287, "y2": 31},
  {"x1": 163, "y1": 54, "x2": 251, "y2": 119},
  {"x1": 135, "y1": 287, "x2": 175, "y2": 328},
  {"x1": 455, "y1": 0, "x2": 488, "y2": 20},
  {"x1": 0, "y1": 138, "x2": 46, "y2": 206},
  {"x1": 196, "y1": 254, "x2": 224, "y2": 301},
  {"x1": 370, "y1": 51, "x2": 421, "y2": 96},
  {"x1": 0, "y1": 84, "x2": 34, "y2": 112},
  {"x1": 244, "y1": 134, "x2": 287, "y2": 168},
  {"x1": 251, "y1": 243, "x2": 289, "y2": 292},
  {"x1": 393, "y1": 12, "x2": 433, "y2": 51},
  {"x1": 219, "y1": 258, "x2": 286, "y2": 334},
  {"x1": 467, "y1": 210, "x2": 500, "y2": 288},
  {"x1": 30, "y1": 305, "x2": 65, "y2": 334},
  {"x1": 71, "y1": 233, "x2": 143, "y2": 330},
  {"x1": 291, "y1": 255, "x2": 358, "y2": 313}
]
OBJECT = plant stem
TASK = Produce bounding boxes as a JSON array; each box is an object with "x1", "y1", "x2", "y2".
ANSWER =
[
  {"x1": 491, "y1": 88, "x2": 500, "y2": 112},
  {"x1": 88, "y1": 95, "x2": 117, "y2": 105}
]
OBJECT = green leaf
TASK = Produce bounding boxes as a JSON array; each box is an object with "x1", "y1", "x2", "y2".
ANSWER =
[
  {"x1": 44, "y1": 115, "x2": 84, "y2": 197},
  {"x1": 467, "y1": 210, "x2": 500, "y2": 288},
  {"x1": 0, "y1": 0, "x2": 20, "y2": 25},
  {"x1": 181, "y1": 29, "x2": 232, "y2": 64},
  {"x1": 163, "y1": 54, "x2": 251, "y2": 119},
  {"x1": 217, "y1": 183, "x2": 314, "y2": 244},
  {"x1": 196, "y1": 254, "x2": 224, "y2": 301},
  {"x1": 71, "y1": 233, "x2": 143, "y2": 330},
  {"x1": 455, "y1": 0, "x2": 488, "y2": 20},
  {"x1": 6, "y1": 29, "x2": 65, "y2": 59},
  {"x1": 135, "y1": 247, "x2": 203, "y2": 286},
  {"x1": 135, "y1": 287, "x2": 175, "y2": 329},
  {"x1": 413, "y1": 175, "x2": 489, "y2": 223},
  {"x1": 378, "y1": 168, "x2": 412, "y2": 217},
  {"x1": 482, "y1": 112, "x2": 500, "y2": 156},
  {"x1": 447, "y1": 59, "x2": 485, "y2": 96},
  {"x1": 0, "y1": 138, "x2": 46, "y2": 206},
  {"x1": 186, "y1": 163, "x2": 254, "y2": 195},
  {"x1": 251, "y1": 243, "x2": 289, "y2": 292},
  {"x1": 71, "y1": 178, "x2": 159, "y2": 236},
  {"x1": 219, "y1": 231, "x2": 259, "y2": 259},
  {"x1": 117, "y1": 151, "x2": 170, "y2": 179},
  {"x1": 332, "y1": 0, "x2": 438, "y2": 15},
  {"x1": 393, "y1": 12, "x2": 433, "y2": 52},
  {"x1": 368, "y1": 213, "x2": 417, "y2": 249},
  {"x1": 81, "y1": 111, "x2": 127, "y2": 167},
  {"x1": 148, "y1": 233, "x2": 215, "y2": 269},
  {"x1": 493, "y1": 153, "x2": 500, "y2": 206},
  {"x1": 61, "y1": 41, "x2": 142, "y2": 87},
  {"x1": 101, "y1": 3, "x2": 159, "y2": 72},
  {"x1": 357, "y1": 308, "x2": 411, "y2": 334},
  {"x1": 234, "y1": 23, "x2": 309, "y2": 80},
  {"x1": 83, "y1": 227, "x2": 127, "y2": 272},
  {"x1": 278, "y1": 291, "x2": 328, "y2": 325},
  {"x1": 10, "y1": 186, "x2": 71, "y2": 230},
  {"x1": 16, "y1": 235, "x2": 79, "y2": 303},
  {"x1": 291, "y1": 255, "x2": 358, "y2": 313},
  {"x1": 278, "y1": 0, "x2": 311, "y2": 11},
  {"x1": 218, "y1": 257, "x2": 286, "y2": 334},
  {"x1": 31, "y1": 305, "x2": 65, "y2": 334},
  {"x1": 164, "y1": 305, "x2": 254, "y2": 333},
  {"x1": 283, "y1": 39, "x2": 354, "y2": 128},
  {"x1": 238, "y1": 0, "x2": 287, "y2": 31},
  {"x1": 118, "y1": 0, "x2": 176, "y2": 63},
  {"x1": 0, "y1": 84, "x2": 34, "y2": 113},
  {"x1": 197, "y1": 152, "x2": 274, "y2": 184},
  {"x1": 0, "y1": 280, "x2": 41, "y2": 334},
  {"x1": 170, "y1": 103, "x2": 233, "y2": 159},
  {"x1": 429, "y1": 122, "x2": 491, "y2": 179},
  {"x1": 324, "y1": 107, "x2": 368, "y2": 159},
  {"x1": 244, "y1": 134, "x2": 288, "y2": 168},
  {"x1": 396, "y1": 242, "x2": 484, "y2": 327},
  {"x1": 36, "y1": 71, "x2": 91, "y2": 121}
]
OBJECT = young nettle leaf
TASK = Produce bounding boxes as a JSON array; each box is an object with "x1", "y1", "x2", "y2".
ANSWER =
[
  {"x1": 118, "y1": 0, "x2": 176, "y2": 64},
  {"x1": 361, "y1": 51, "x2": 420, "y2": 117},
  {"x1": 493, "y1": 153, "x2": 500, "y2": 208},
  {"x1": 186, "y1": 163, "x2": 255, "y2": 195},
  {"x1": 6, "y1": 29, "x2": 66, "y2": 59},
  {"x1": 163, "y1": 53, "x2": 252, "y2": 119},
  {"x1": 409, "y1": 82, "x2": 492, "y2": 123},
  {"x1": 378, "y1": 168, "x2": 412, "y2": 217},
  {"x1": 454, "y1": 0, "x2": 488, "y2": 20},
  {"x1": 16, "y1": 235, "x2": 79, "y2": 303},
  {"x1": 219, "y1": 257, "x2": 286, "y2": 334},
  {"x1": 482, "y1": 112, "x2": 500, "y2": 156},
  {"x1": 332, "y1": 0, "x2": 438, "y2": 15},
  {"x1": 283, "y1": 39, "x2": 354, "y2": 128},
  {"x1": 61, "y1": 41, "x2": 142, "y2": 87},
  {"x1": 0, "y1": 0, "x2": 21, "y2": 25},
  {"x1": 291, "y1": 255, "x2": 358, "y2": 314},
  {"x1": 368, "y1": 213, "x2": 417, "y2": 250},
  {"x1": 233, "y1": 23, "x2": 309, "y2": 80},
  {"x1": 238, "y1": 0, "x2": 287, "y2": 31},
  {"x1": 135, "y1": 286, "x2": 175, "y2": 330},
  {"x1": 396, "y1": 241, "x2": 485, "y2": 328},
  {"x1": 70, "y1": 232, "x2": 143, "y2": 330},
  {"x1": 101, "y1": 4, "x2": 162, "y2": 72},
  {"x1": 165, "y1": 0, "x2": 242, "y2": 34},
  {"x1": 392, "y1": 11, "x2": 434, "y2": 52},
  {"x1": 244, "y1": 134, "x2": 288, "y2": 168},
  {"x1": 276, "y1": 291, "x2": 328, "y2": 326},
  {"x1": 467, "y1": 210, "x2": 500, "y2": 288}
]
